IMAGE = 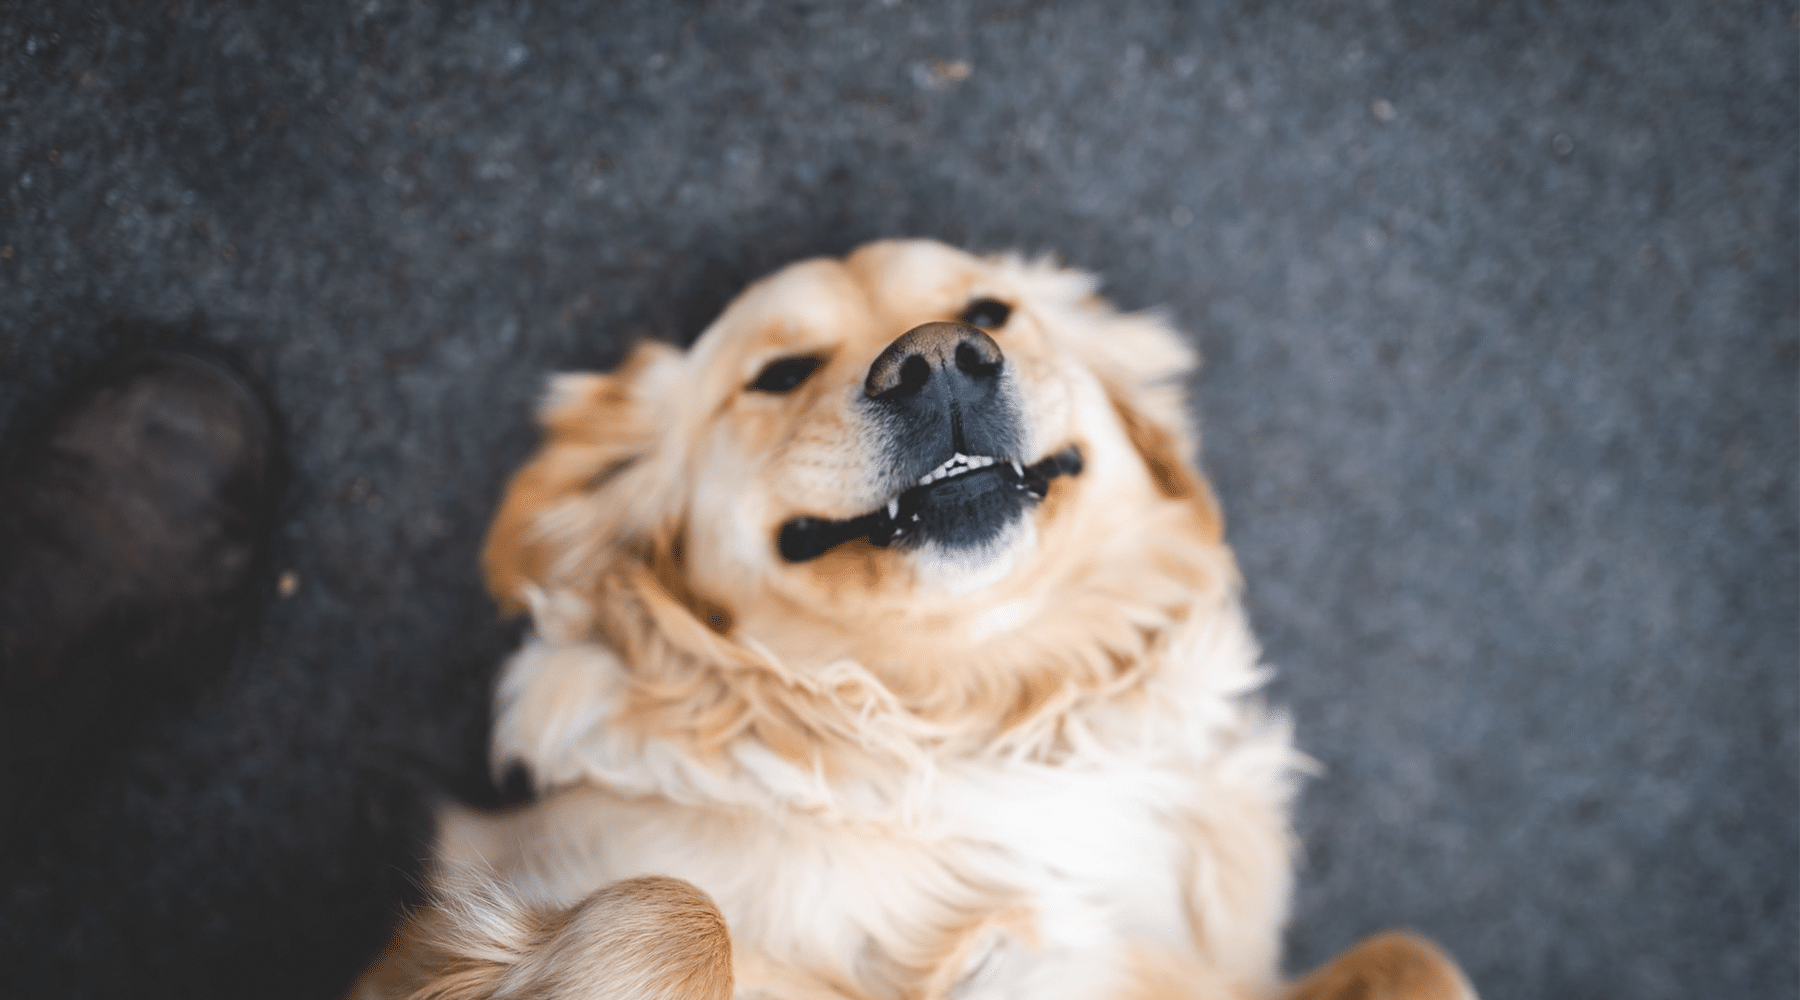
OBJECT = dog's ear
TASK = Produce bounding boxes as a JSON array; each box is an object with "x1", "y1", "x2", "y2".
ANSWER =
[
  {"x1": 1088, "y1": 312, "x2": 1226, "y2": 542},
  {"x1": 483, "y1": 341, "x2": 686, "y2": 623},
  {"x1": 1103, "y1": 374, "x2": 1225, "y2": 544}
]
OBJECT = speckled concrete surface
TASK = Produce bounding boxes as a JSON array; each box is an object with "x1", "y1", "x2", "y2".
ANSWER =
[{"x1": 1, "y1": 2, "x2": 1793, "y2": 998}]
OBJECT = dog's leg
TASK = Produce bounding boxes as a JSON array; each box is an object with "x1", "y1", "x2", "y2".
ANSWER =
[
  {"x1": 1283, "y1": 933, "x2": 1476, "y2": 1000},
  {"x1": 359, "y1": 872, "x2": 732, "y2": 1000}
]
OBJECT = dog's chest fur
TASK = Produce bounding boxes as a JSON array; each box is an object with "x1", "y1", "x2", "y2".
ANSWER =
[{"x1": 459, "y1": 591, "x2": 1296, "y2": 1000}]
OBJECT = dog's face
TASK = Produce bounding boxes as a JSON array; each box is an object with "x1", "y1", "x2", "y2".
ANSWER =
[{"x1": 485, "y1": 241, "x2": 1224, "y2": 720}]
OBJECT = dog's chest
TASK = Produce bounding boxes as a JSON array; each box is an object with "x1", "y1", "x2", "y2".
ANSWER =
[
  {"x1": 636, "y1": 757, "x2": 1205, "y2": 999},
  {"x1": 490, "y1": 634, "x2": 1286, "y2": 996}
]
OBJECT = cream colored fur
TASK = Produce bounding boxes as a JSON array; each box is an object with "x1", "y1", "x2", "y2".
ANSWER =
[{"x1": 359, "y1": 240, "x2": 1475, "y2": 1000}]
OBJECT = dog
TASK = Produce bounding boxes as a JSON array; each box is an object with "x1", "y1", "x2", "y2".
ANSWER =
[{"x1": 359, "y1": 239, "x2": 1475, "y2": 1000}]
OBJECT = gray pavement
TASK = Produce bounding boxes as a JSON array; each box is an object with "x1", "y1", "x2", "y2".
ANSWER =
[{"x1": 1, "y1": 2, "x2": 1794, "y2": 997}]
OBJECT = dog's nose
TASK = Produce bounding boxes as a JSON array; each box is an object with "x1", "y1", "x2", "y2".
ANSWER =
[
  {"x1": 864, "y1": 322, "x2": 1004, "y2": 401},
  {"x1": 863, "y1": 321, "x2": 1021, "y2": 465}
]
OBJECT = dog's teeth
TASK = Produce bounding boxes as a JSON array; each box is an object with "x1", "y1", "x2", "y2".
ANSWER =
[
  {"x1": 1011, "y1": 460, "x2": 1024, "y2": 477},
  {"x1": 918, "y1": 453, "x2": 1005, "y2": 487},
  {"x1": 887, "y1": 498, "x2": 900, "y2": 520}
]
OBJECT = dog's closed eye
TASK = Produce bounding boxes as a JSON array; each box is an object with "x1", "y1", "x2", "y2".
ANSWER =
[
  {"x1": 748, "y1": 355, "x2": 826, "y2": 393},
  {"x1": 958, "y1": 298, "x2": 1012, "y2": 330}
]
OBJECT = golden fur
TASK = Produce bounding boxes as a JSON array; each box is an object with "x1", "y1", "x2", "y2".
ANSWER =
[
  {"x1": 358, "y1": 240, "x2": 1474, "y2": 1000},
  {"x1": 362, "y1": 873, "x2": 732, "y2": 1000}
]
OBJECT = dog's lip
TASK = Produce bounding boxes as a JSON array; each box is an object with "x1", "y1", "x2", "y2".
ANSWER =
[{"x1": 776, "y1": 445, "x2": 1084, "y2": 563}]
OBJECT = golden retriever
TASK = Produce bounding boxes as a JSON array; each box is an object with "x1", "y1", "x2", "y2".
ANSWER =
[{"x1": 358, "y1": 240, "x2": 1474, "y2": 1000}]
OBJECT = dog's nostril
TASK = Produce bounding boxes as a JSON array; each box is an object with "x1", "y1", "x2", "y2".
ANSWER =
[
  {"x1": 897, "y1": 355, "x2": 931, "y2": 396},
  {"x1": 955, "y1": 340, "x2": 1001, "y2": 379}
]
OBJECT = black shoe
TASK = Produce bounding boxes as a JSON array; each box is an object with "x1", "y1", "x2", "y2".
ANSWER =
[{"x1": 0, "y1": 351, "x2": 278, "y2": 846}]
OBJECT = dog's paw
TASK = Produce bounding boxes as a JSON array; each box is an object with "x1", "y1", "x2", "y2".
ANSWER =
[{"x1": 1285, "y1": 932, "x2": 1476, "y2": 1000}]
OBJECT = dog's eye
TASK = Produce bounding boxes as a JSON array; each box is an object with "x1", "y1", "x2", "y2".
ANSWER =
[
  {"x1": 747, "y1": 355, "x2": 826, "y2": 393},
  {"x1": 959, "y1": 298, "x2": 1012, "y2": 330}
]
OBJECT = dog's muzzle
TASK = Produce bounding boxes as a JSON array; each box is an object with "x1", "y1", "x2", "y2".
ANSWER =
[{"x1": 777, "y1": 322, "x2": 1082, "y2": 563}]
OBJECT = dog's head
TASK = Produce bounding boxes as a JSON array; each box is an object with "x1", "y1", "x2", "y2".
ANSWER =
[{"x1": 485, "y1": 240, "x2": 1230, "y2": 744}]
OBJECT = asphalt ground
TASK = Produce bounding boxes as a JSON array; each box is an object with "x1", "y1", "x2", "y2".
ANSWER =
[{"x1": 1, "y1": 2, "x2": 1794, "y2": 997}]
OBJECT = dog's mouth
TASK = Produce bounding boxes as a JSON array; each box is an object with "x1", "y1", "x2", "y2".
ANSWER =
[{"x1": 777, "y1": 446, "x2": 1083, "y2": 563}]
